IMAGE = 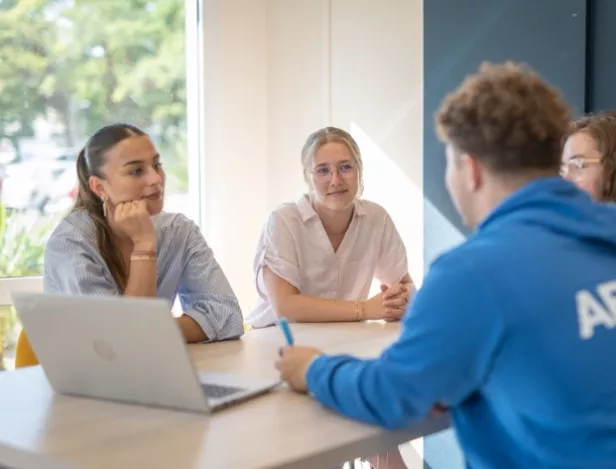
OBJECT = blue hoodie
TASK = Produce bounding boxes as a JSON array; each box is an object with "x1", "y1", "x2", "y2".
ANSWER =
[{"x1": 306, "y1": 177, "x2": 616, "y2": 469}]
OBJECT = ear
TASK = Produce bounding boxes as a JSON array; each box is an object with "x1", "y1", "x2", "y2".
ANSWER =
[
  {"x1": 88, "y1": 175, "x2": 106, "y2": 200},
  {"x1": 462, "y1": 154, "x2": 483, "y2": 192}
]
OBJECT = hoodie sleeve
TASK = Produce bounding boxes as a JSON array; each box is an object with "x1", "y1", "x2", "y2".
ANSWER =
[{"x1": 305, "y1": 252, "x2": 506, "y2": 430}]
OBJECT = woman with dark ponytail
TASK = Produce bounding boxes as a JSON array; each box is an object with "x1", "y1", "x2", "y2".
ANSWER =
[{"x1": 42, "y1": 123, "x2": 244, "y2": 343}]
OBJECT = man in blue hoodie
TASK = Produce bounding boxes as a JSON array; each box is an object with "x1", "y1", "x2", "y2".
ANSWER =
[{"x1": 275, "y1": 61, "x2": 616, "y2": 469}]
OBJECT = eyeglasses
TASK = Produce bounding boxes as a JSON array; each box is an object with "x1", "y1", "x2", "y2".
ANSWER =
[
  {"x1": 560, "y1": 156, "x2": 601, "y2": 181},
  {"x1": 312, "y1": 161, "x2": 357, "y2": 183}
]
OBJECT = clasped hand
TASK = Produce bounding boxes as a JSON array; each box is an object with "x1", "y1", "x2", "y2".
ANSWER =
[{"x1": 363, "y1": 282, "x2": 412, "y2": 321}]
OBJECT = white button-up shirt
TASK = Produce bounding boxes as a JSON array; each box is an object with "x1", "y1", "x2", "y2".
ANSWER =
[{"x1": 245, "y1": 194, "x2": 409, "y2": 328}]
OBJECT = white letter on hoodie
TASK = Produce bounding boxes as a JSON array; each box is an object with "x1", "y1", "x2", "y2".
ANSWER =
[{"x1": 576, "y1": 285, "x2": 616, "y2": 340}]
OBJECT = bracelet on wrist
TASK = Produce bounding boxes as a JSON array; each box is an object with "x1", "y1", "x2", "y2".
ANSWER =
[
  {"x1": 355, "y1": 301, "x2": 364, "y2": 321},
  {"x1": 130, "y1": 254, "x2": 157, "y2": 262}
]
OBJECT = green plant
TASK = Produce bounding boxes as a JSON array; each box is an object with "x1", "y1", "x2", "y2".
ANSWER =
[
  {"x1": 0, "y1": 202, "x2": 5, "y2": 238},
  {"x1": 0, "y1": 303, "x2": 17, "y2": 370},
  {"x1": 0, "y1": 205, "x2": 60, "y2": 368},
  {"x1": 0, "y1": 213, "x2": 47, "y2": 277}
]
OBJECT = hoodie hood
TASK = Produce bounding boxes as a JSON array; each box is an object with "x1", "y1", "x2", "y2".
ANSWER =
[{"x1": 477, "y1": 176, "x2": 616, "y2": 249}]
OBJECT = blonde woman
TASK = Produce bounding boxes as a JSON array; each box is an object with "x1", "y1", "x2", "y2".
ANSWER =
[{"x1": 246, "y1": 126, "x2": 414, "y2": 329}]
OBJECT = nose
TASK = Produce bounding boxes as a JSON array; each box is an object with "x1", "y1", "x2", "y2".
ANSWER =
[
  {"x1": 561, "y1": 166, "x2": 576, "y2": 182},
  {"x1": 330, "y1": 168, "x2": 342, "y2": 185},
  {"x1": 146, "y1": 166, "x2": 163, "y2": 187}
]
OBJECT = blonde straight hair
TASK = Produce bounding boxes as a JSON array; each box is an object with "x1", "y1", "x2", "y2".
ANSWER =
[{"x1": 300, "y1": 126, "x2": 364, "y2": 195}]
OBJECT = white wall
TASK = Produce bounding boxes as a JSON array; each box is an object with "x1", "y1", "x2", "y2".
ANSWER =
[
  {"x1": 265, "y1": 0, "x2": 329, "y2": 207},
  {"x1": 201, "y1": 0, "x2": 424, "y2": 312},
  {"x1": 330, "y1": 0, "x2": 424, "y2": 286},
  {"x1": 200, "y1": 0, "x2": 270, "y2": 312}
]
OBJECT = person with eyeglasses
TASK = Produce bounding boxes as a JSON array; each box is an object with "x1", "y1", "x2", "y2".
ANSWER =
[
  {"x1": 562, "y1": 113, "x2": 616, "y2": 201},
  {"x1": 275, "y1": 63, "x2": 616, "y2": 469},
  {"x1": 245, "y1": 126, "x2": 414, "y2": 330}
]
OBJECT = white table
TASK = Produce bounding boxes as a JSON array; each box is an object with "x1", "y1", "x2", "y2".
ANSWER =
[{"x1": 0, "y1": 322, "x2": 450, "y2": 469}]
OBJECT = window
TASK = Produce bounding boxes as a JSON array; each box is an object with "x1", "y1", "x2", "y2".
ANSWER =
[{"x1": 0, "y1": 0, "x2": 197, "y2": 369}]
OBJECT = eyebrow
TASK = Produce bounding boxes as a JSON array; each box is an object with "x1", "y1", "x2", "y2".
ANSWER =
[
  {"x1": 315, "y1": 159, "x2": 352, "y2": 167},
  {"x1": 123, "y1": 153, "x2": 160, "y2": 167}
]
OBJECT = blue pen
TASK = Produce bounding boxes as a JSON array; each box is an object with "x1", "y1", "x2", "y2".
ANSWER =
[{"x1": 278, "y1": 317, "x2": 294, "y2": 346}]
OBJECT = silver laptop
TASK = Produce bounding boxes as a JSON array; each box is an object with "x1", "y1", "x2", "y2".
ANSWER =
[{"x1": 11, "y1": 292, "x2": 280, "y2": 413}]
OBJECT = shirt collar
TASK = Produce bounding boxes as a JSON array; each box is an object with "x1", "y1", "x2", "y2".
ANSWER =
[{"x1": 296, "y1": 193, "x2": 366, "y2": 223}]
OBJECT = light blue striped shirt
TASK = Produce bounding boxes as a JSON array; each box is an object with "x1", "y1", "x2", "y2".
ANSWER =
[{"x1": 43, "y1": 209, "x2": 244, "y2": 341}]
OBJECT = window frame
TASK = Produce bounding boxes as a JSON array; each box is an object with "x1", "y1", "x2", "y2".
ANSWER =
[{"x1": 0, "y1": 0, "x2": 206, "y2": 291}]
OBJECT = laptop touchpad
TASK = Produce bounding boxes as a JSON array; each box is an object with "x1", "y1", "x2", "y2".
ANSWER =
[{"x1": 201, "y1": 383, "x2": 246, "y2": 398}]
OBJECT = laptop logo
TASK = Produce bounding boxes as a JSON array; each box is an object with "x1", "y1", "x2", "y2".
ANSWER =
[{"x1": 93, "y1": 340, "x2": 116, "y2": 362}]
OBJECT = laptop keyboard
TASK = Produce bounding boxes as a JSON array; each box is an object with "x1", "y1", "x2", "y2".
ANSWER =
[{"x1": 201, "y1": 383, "x2": 246, "y2": 399}]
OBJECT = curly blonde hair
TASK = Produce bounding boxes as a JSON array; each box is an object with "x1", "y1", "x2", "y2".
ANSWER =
[
  {"x1": 435, "y1": 62, "x2": 571, "y2": 174},
  {"x1": 566, "y1": 113, "x2": 616, "y2": 201}
]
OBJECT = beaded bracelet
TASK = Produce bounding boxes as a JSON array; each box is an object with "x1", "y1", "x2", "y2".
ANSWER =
[{"x1": 355, "y1": 301, "x2": 365, "y2": 321}]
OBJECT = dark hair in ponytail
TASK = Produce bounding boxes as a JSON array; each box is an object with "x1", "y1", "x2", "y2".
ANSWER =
[{"x1": 73, "y1": 123, "x2": 147, "y2": 292}]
